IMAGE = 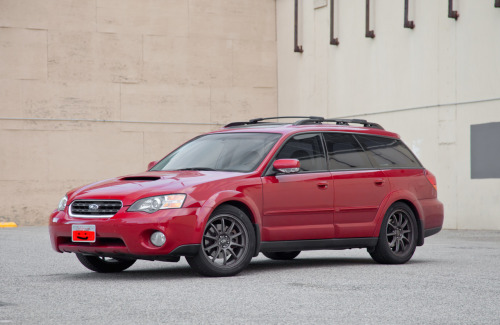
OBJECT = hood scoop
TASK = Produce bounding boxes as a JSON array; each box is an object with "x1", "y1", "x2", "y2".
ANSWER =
[{"x1": 120, "y1": 176, "x2": 161, "y2": 181}]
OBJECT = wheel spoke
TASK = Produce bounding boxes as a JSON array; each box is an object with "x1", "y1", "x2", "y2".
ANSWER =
[
  {"x1": 401, "y1": 219, "x2": 408, "y2": 228},
  {"x1": 222, "y1": 249, "x2": 228, "y2": 265},
  {"x1": 212, "y1": 247, "x2": 221, "y2": 262},
  {"x1": 231, "y1": 242, "x2": 244, "y2": 248},
  {"x1": 230, "y1": 232, "x2": 242, "y2": 239},
  {"x1": 387, "y1": 231, "x2": 396, "y2": 236},
  {"x1": 204, "y1": 234, "x2": 217, "y2": 240},
  {"x1": 389, "y1": 237, "x2": 396, "y2": 248},
  {"x1": 227, "y1": 221, "x2": 235, "y2": 234},
  {"x1": 228, "y1": 248, "x2": 237, "y2": 261},
  {"x1": 210, "y1": 223, "x2": 220, "y2": 235},
  {"x1": 204, "y1": 242, "x2": 218, "y2": 251},
  {"x1": 395, "y1": 239, "x2": 400, "y2": 252},
  {"x1": 221, "y1": 218, "x2": 226, "y2": 233}
]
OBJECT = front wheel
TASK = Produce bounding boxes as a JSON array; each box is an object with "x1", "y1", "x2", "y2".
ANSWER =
[
  {"x1": 186, "y1": 204, "x2": 255, "y2": 277},
  {"x1": 76, "y1": 254, "x2": 136, "y2": 273},
  {"x1": 263, "y1": 251, "x2": 301, "y2": 260},
  {"x1": 369, "y1": 202, "x2": 418, "y2": 264}
]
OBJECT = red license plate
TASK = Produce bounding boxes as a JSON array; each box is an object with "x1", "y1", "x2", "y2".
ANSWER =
[{"x1": 72, "y1": 225, "x2": 96, "y2": 242}]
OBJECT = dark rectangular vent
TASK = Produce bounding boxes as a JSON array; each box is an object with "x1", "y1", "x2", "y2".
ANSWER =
[{"x1": 120, "y1": 176, "x2": 161, "y2": 181}]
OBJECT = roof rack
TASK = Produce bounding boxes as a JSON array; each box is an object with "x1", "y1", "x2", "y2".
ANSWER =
[
  {"x1": 224, "y1": 116, "x2": 324, "y2": 128},
  {"x1": 224, "y1": 116, "x2": 384, "y2": 130},
  {"x1": 293, "y1": 117, "x2": 384, "y2": 130}
]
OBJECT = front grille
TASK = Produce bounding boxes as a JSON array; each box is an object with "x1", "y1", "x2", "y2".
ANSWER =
[{"x1": 69, "y1": 200, "x2": 122, "y2": 218}]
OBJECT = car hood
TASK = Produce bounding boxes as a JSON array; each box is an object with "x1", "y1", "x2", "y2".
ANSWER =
[{"x1": 68, "y1": 171, "x2": 246, "y2": 206}]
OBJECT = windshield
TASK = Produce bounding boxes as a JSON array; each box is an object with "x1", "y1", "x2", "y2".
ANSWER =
[{"x1": 151, "y1": 132, "x2": 282, "y2": 172}]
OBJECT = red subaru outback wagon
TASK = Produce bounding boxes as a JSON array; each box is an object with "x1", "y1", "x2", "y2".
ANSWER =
[{"x1": 49, "y1": 117, "x2": 443, "y2": 276}]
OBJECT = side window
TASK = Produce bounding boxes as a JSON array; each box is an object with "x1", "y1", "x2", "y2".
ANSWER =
[
  {"x1": 356, "y1": 135, "x2": 422, "y2": 168},
  {"x1": 323, "y1": 133, "x2": 373, "y2": 170},
  {"x1": 276, "y1": 133, "x2": 327, "y2": 172}
]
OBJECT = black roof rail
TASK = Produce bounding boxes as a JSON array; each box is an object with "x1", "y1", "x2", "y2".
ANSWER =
[
  {"x1": 294, "y1": 118, "x2": 384, "y2": 130},
  {"x1": 224, "y1": 116, "x2": 324, "y2": 128}
]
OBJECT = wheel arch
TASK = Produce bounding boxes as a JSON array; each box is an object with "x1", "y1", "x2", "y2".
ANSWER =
[
  {"x1": 374, "y1": 191, "x2": 425, "y2": 246},
  {"x1": 393, "y1": 199, "x2": 424, "y2": 246},
  {"x1": 200, "y1": 192, "x2": 262, "y2": 257}
]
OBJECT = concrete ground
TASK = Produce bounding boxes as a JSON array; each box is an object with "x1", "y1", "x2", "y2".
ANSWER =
[{"x1": 0, "y1": 227, "x2": 499, "y2": 324}]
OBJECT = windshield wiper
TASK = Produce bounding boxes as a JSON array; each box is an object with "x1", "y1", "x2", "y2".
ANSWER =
[{"x1": 173, "y1": 167, "x2": 217, "y2": 171}]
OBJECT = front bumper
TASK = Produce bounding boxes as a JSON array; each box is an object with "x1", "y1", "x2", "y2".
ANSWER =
[{"x1": 49, "y1": 206, "x2": 204, "y2": 258}]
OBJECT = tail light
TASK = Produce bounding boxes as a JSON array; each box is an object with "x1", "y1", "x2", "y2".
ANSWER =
[{"x1": 425, "y1": 170, "x2": 437, "y2": 190}]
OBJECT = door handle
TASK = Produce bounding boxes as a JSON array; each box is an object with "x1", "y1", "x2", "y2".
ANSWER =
[
  {"x1": 317, "y1": 182, "x2": 329, "y2": 189},
  {"x1": 374, "y1": 178, "x2": 385, "y2": 186}
]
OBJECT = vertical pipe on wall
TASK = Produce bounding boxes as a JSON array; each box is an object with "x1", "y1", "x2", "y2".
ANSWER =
[
  {"x1": 404, "y1": 0, "x2": 415, "y2": 29},
  {"x1": 330, "y1": 0, "x2": 339, "y2": 45},
  {"x1": 365, "y1": 0, "x2": 375, "y2": 38},
  {"x1": 294, "y1": 0, "x2": 303, "y2": 52},
  {"x1": 448, "y1": 0, "x2": 459, "y2": 19}
]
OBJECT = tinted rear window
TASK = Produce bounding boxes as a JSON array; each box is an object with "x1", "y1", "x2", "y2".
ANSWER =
[
  {"x1": 323, "y1": 133, "x2": 373, "y2": 170},
  {"x1": 356, "y1": 135, "x2": 422, "y2": 168}
]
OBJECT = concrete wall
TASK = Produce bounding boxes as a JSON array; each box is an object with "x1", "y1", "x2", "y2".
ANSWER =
[
  {"x1": 277, "y1": 0, "x2": 500, "y2": 230},
  {"x1": 0, "y1": 0, "x2": 278, "y2": 225}
]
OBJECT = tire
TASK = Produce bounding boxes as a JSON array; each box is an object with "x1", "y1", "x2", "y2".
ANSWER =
[
  {"x1": 76, "y1": 253, "x2": 136, "y2": 273},
  {"x1": 186, "y1": 204, "x2": 255, "y2": 277},
  {"x1": 369, "y1": 202, "x2": 418, "y2": 264},
  {"x1": 263, "y1": 251, "x2": 301, "y2": 260}
]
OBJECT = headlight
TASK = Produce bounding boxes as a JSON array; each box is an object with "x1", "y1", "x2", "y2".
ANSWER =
[
  {"x1": 57, "y1": 196, "x2": 68, "y2": 211},
  {"x1": 128, "y1": 194, "x2": 186, "y2": 213}
]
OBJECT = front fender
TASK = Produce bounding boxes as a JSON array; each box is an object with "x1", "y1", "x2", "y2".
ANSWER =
[{"x1": 194, "y1": 190, "x2": 263, "y2": 243}]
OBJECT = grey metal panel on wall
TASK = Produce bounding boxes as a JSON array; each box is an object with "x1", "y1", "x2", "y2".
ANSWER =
[{"x1": 471, "y1": 122, "x2": 500, "y2": 179}]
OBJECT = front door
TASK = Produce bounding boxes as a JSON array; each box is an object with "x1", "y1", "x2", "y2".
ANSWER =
[{"x1": 262, "y1": 133, "x2": 334, "y2": 241}]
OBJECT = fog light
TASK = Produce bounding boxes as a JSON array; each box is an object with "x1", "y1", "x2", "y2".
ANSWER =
[{"x1": 150, "y1": 231, "x2": 166, "y2": 247}]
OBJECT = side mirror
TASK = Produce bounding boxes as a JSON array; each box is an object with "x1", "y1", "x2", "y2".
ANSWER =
[
  {"x1": 273, "y1": 159, "x2": 300, "y2": 174},
  {"x1": 147, "y1": 160, "x2": 158, "y2": 170}
]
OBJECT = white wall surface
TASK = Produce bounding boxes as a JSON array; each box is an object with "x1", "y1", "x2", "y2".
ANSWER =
[{"x1": 277, "y1": 0, "x2": 500, "y2": 230}]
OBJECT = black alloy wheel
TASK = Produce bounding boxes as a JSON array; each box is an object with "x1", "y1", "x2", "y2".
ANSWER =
[
  {"x1": 369, "y1": 202, "x2": 417, "y2": 264},
  {"x1": 76, "y1": 253, "x2": 136, "y2": 273},
  {"x1": 187, "y1": 204, "x2": 255, "y2": 277}
]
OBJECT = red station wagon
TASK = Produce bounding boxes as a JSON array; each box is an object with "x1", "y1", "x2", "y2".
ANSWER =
[{"x1": 49, "y1": 116, "x2": 444, "y2": 276}]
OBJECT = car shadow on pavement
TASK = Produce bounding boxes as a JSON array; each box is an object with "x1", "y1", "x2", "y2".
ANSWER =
[
  {"x1": 245, "y1": 256, "x2": 432, "y2": 274},
  {"x1": 58, "y1": 255, "x2": 433, "y2": 281},
  {"x1": 61, "y1": 264, "x2": 198, "y2": 281}
]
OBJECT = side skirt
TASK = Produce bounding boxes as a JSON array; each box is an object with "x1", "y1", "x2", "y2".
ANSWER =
[{"x1": 260, "y1": 238, "x2": 378, "y2": 253}]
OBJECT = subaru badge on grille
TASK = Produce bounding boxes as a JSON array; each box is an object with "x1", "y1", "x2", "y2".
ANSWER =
[{"x1": 89, "y1": 204, "x2": 99, "y2": 211}]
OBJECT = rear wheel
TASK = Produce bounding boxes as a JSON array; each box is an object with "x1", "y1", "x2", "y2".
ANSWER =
[
  {"x1": 369, "y1": 202, "x2": 418, "y2": 264},
  {"x1": 76, "y1": 254, "x2": 136, "y2": 273},
  {"x1": 186, "y1": 204, "x2": 255, "y2": 277},
  {"x1": 263, "y1": 251, "x2": 301, "y2": 260}
]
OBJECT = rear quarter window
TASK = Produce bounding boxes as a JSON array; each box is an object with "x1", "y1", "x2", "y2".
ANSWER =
[{"x1": 355, "y1": 135, "x2": 422, "y2": 169}]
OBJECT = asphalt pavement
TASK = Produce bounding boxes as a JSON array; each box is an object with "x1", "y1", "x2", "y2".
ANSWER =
[{"x1": 0, "y1": 227, "x2": 499, "y2": 324}]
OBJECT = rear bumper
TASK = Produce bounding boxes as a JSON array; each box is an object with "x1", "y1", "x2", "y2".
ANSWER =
[{"x1": 49, "y1": 206, "x2": 204, "y2": 257}]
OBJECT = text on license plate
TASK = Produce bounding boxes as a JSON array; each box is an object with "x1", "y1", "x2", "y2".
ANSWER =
[{"x1": 72, "y1": 225, "x2": 96, "y2": 242}]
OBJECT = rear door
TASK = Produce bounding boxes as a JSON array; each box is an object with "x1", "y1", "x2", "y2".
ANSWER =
[
  {"x1": 324, "y1": 133, "x2": 390, "y2": 238},
  {"x1": 261, "y1": 133, "x2": 334, "y2": 241}
]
